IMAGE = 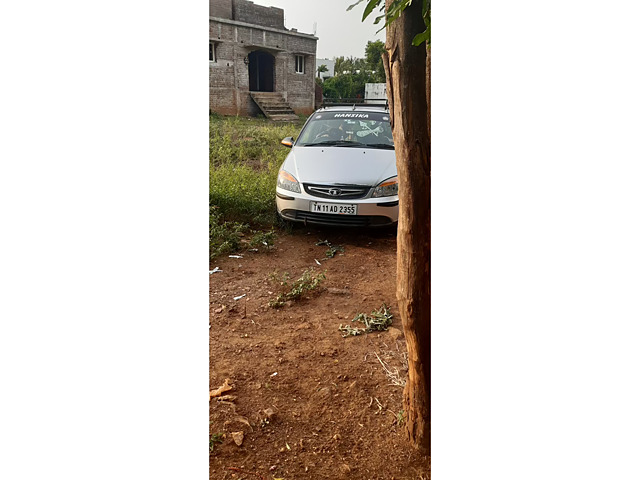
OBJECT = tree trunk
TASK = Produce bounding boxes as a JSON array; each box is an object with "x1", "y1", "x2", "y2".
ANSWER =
[
  {"x1": 426, "y1": 45, "x2": 431, "y2": 144},
  {"x1": 383, "y1": 0, "x2": 431, "y2": 454}
]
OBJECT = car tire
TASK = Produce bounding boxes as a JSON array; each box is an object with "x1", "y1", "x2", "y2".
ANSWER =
[{"x1": 275, "y1": 207, "x2": 293, "y2": 231}]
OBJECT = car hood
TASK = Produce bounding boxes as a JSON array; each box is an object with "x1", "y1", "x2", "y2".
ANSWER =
[{"x1": 283, "y1": 145, "x2": 397, "y2": 186}]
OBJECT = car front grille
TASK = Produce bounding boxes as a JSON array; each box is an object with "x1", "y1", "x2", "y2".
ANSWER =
[
  {"x1": 303, "y1": 183, "x2": 370, "y2": 200},
  {"x1": 281, "y1": 210, "x2": 394, "y2": 227}
]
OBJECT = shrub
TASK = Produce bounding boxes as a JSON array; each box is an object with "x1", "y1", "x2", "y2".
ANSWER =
[{"x1": 209, "y1": 115, "x2": 306, "y2": 259}]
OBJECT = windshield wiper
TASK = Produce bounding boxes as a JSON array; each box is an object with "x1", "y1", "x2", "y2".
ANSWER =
[
  {"x1": 302, "y1": 140, "x2": 366, "y2": 147},
  {"x1": 365, "y1": 143, "x2": 395, "y2": 150}
]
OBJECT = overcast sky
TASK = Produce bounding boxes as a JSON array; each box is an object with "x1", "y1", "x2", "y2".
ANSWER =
[{"x1": 249, "y1": 0, "x2": 386, "y2": 59}]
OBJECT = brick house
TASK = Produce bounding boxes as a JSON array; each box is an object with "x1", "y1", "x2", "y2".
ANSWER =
[{"x1": 210, "y1": 0, "x2": 318, "y2": 118}]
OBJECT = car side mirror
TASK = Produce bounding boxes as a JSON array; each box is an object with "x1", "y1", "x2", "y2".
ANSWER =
[{"x1": 281, "y1": 137, "x2": 294, "y2": 148}]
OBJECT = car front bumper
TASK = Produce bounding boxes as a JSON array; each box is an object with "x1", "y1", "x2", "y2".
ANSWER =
[{"x1": 276, "y1": 188, "x2": 398, "y2": 227}]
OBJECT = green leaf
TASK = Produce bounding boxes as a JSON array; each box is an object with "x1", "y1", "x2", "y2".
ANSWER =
[
  {"x1": 346, "y1": 0, "x2": 366, "y2": 12},
  {"x1": 361, "y1": 0, "x2": 380, "y2": 21},
  {"x1": 422, "y1": 0, "x2": 431, "y2": 19},
  {"x1": 380, "y1": 0, "x2": 408, "y2": 31},
  {"x1": 411, "y1": 24, "x2": 430, "y2": 46},
  {"x1": 358, "y1": 0, "x2": 430, "y2": 39}
]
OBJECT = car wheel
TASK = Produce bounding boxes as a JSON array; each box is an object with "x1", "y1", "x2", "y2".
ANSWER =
[{"x1": 275, "y1": 207, "x2": 293, "y2": 231}]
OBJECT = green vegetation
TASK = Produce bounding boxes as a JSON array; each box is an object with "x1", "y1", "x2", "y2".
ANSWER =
[
  {"x1": 318, "y1": 4, "x2": 431, "y2": 100},
  {"x1": 316, "y1": 239, "x2": 345, "y2": 258},
  {"x1": 338, "y1": 303, "x2": 393, "y2": 337},
  {"x1": 268, "y1": 269, "x2": 326, "y2": 308},
  {"x1": 210, "y1": 432, "x2": 224, "y2": 452},
  {"x1": 317, "y1": 40, "x2": 386, "y2": 100},
  {"x1": 395, "y1": 409, "x2": 406, "y2": 426},
  {"x1": 209, "y1": 114, "x2": 304, "y2": 259},
  {"x1": 349, "y1": 0, "x2": 430, "y2": 46}
]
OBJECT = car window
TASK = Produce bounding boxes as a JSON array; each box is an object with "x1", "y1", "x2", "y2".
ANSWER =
[{"x1": 297, "y1": 111, "x2": 394, "y2": 148}]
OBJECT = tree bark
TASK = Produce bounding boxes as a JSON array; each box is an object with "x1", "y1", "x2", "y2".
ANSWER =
[
  {"x1": 426, "y1": 45, "x2": 431, "y2": 144},
  {"x1": 383, "y1": 0, "x2": 431, "y2": 454}
]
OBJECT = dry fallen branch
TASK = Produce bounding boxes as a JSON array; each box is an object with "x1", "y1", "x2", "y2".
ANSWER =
[
  {"x1": 216, "y1": 394, "x2": 237, "y2": 402},
  {"x1": 373, "y1": 351, "x2": 406, "y2": 387}
]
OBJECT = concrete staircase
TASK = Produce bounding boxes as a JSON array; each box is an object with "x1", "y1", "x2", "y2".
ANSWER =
[{"x1": 250, "y1": 92, "x2": 298, "y2": 121}]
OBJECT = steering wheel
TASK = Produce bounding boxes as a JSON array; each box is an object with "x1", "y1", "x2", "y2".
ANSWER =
[{"x1": 314, "y1": 127, "x2": 341, "y2": 141}]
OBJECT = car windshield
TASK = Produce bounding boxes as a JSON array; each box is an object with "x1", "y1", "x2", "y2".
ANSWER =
[{"x1": 296, "y1": 111, "x2": 394, "y2": 149}]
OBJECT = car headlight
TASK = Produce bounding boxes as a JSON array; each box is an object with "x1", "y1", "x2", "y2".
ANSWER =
[
  {"x1": 277, "y1": 170, "x2": 301, "y2": 193},
  {"x1": 372, "y1": 176, "x2": 398, "y2": 197}
]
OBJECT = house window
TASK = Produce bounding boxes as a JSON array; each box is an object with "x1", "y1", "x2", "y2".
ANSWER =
[
  {"x1": 209, "y1": 42, "x2": 217, "y2": 62},
  {"x1": 295, "y1": 55, "x2": 304, "y2": 74}
]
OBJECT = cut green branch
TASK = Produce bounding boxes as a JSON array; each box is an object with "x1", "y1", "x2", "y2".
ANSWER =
[
  {"x1": 339, "y1": 303, "x2": 393, "y2": 337},
  {"x1": 268, "y1": 269, "x2": 326, "y2": 308}
]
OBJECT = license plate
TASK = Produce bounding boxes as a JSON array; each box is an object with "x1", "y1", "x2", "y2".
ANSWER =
[{"x1": 310, "y1": 202, "x2": 357, "y2": 215}]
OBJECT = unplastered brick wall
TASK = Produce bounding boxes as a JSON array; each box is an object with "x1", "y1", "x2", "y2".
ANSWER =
[
  {"x1": 287, "y1": 35, "x2": 316, "y2": 55},
  {"x1": 236, "y1": 25, "x2": 251, "y2": 44},
  {"x1": 209, "y1": 71, "x2": 236, "y2": 115},
  {"x1": 273, "y1": 53, "x2": 286, "y2": 92},
  {"x1": 232, "y1": 0, "x2": 285, "y2": 30},
  {"x1": 264, "y1": 31, "x2": 286, "y2": 50},
  {"x1": 209, "y1": 10, "x2": 317, "y2": 116},
  {"x1": 209, "y1": 19, "x2": 237, "y2": 115},
  {"x1": 210, "y1": 0, "x2": 232, "y2": 19},
  {"x1": 284, "y1": 35, "x2": 317, "y2": 114},
  {"x1": 211, "y1": 41, "x2": 234, "y2": 67},
  {"x1": 286, "y1": 64, "x2": 315, "y2": 115}
]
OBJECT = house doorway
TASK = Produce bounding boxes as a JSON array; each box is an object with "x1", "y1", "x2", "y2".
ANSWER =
[{"x1": 248, "y1": 50, "x2": 274, "y2": 92}]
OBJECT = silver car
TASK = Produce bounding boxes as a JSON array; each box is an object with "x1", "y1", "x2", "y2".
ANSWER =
[{"x1": 276, "y1": 106, "x2": 398, "y2": 227}]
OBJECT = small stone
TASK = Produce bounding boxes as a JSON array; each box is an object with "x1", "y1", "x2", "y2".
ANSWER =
[
  {"x1": 327, "y1": 288, "x2": 350, "y2": 295},
  {"x1": 387, "y1": 327, "x2": 404, "y2": 341},
  {"x1": 231, "y1": 431, "x2": 244, "y2": 446},
  {"x1": 263, "y1": 407, "x2": 276, "y2": 420}
]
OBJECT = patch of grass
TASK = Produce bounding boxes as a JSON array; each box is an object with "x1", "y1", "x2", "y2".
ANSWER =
[
  {"x1": 249, "y1": 229, "x2": 276, "y2": 249},
  {"x1": 209, "y1": 206, "x2": 277, "y2": 259},
  {"x1": 397, "y1": 409, "x2": 406, "y2": 426},
  {"x1": 210, "y1": 115, "x2": 303, "y2": 168},
  {"x1": 209, "y1": 115, "x2": 306, "y2": 258},
  {"x1": 209, "y1": 206, "x2": 248, "y2": 257},
  {"x1": 339, "y1": 303, "x2": 393, "y2": 337},
  {"x1": 210, "y1": 165, "x2": 278, "y2": 226},
  {"x1": 210, "y1": 432, "x2": 224, "y2": 452},
  {"x1": 268, "y1": 268, "x2": 326, "y2": 308}
]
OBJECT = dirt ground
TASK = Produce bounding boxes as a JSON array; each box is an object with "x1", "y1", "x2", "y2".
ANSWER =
[{"x1": 210, "y1": 226, "x2": 429, "y2": 480}]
